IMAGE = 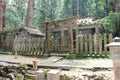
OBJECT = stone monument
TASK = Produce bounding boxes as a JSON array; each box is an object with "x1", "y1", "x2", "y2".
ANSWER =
[{"x1": 107, "y1": 37, "x2": 120, "y2": 80}]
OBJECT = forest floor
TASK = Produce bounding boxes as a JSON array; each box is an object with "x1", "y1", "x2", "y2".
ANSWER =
[{"x1": 0, "y1": 55, "x2": 114, "y2": 80}]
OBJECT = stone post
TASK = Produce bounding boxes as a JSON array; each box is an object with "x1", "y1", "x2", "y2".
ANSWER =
[
  {"x1": 106, "y1": 37, "x2": 120, "y2": 80},
  {"x1": 32, "y1": 60, "x2": 38, "y2": 71}
]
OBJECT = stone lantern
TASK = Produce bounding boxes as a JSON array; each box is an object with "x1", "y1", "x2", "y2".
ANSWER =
[{"x1": 107, "y1": 37, "x2": 120, "y2": 80}]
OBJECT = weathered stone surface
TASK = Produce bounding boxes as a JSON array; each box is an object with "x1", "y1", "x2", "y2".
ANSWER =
[
  {"x1": 0, "y1": 62, "x2": 10, "y2": 67},
  {"x1": 0, "y1": 77, "x2": 10, "y2": 80},
  {"x1": 25, "y1": 73, "x2": 37, "y2": 80},
  {"x1": 12, "y1": 64, "x2": 20, "y2": 68},
  {"x1": 107, "y1": 40, "x2": 120, "y2": 80},
  {"x1": 26, "y1": 70, "x2": 35, "y2": 74},
  {"x1": 36, "y1": 69, "x2": 45, "y2": 80},
  {"x1": 0, "y1": 55, "x2": 113, "y2": 69},
  {"x1": 40, "y1": 56, "x2": 63, "y2": 64},
  {"x1": 47, "y1": 69, "x2": 60, "y2": 80},
  {"x1": 0, "y1": 55, "x2": 113, "y2": 80},
  {"x1": 77, "y1": 75, "x2": 84, "y2": 80},
  {"x1": 6, "y1": 73, "x2": 15, "y2": 80},
  {"x1": 0, "y1": 62, "x2": 19, "y2": 68}
]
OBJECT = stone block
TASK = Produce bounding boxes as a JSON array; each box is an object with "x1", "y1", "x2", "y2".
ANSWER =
[
  {"x1": 36, "y1": 69, "x2": 45, "y2": 80},
  {"x1": 25, "y1": 73, "x2": 37, "y2": 80},
  {"x1": 0, "y1": 77, "x2": 10, "y2": 80},
  {"x1": 47, "y1": 69, "x2": 60, "y2": 80}
]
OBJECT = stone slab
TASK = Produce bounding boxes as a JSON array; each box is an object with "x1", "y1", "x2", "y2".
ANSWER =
[
  {"x1": 0, "y1": 77, "x2": 10, "y2": 80},
  {"x1": 40, "y1": 56, "x2": 63, "y2": 64},
  {"x1": 0, "y1": 62, "x2": 10, "y2": 67},
  {"x1": 0, "y1": 55, "x2": 113, "y2": 69}
]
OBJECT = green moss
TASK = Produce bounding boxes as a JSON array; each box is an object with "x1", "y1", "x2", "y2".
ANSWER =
[
  {"x1": 66, "y1": 53, "x2": 77, "y2": 59},
  {"x1": 0, "y1": 51, "x2": 14, "y2": 55},
  {"x1": 19, "y1": 63, "x2": 28, "y2": 69},
  {"x1": 16, "y1": 73, "x2": 24, "y2": 80}
]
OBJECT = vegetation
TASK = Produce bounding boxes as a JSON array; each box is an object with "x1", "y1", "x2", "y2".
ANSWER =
[
  {"x1": 2, "y1": 0, "x2": 120, "y2": 35},
  {"x1": 96, "y1": 12, "x2": 120, "y2": 35}
]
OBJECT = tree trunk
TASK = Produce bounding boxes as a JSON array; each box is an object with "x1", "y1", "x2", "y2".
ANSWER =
[
  {"x1": 27, "y1": 0, "x2": 35, "y2": 27},
  {"x1": 0, "y1": 0, "x2": 5, "y2": 48},
  {"x1": 0, "y1": 0, "x2": 4, "y2": 31},
  {"x1": 72, "y1": 0, "x2": 77, "y2": 16},
  {"x1": 72, "y1": 0, "x2": 75, "y2": 16},
  {"x1": 50, "y1": 0, "x2": 54, "y2": 20},
  {"x1": 106, "y1": 0, "x2": 109, "y2": 16},
  {"x1": 43, "y1": 0, "x2": 46, "y2": 22}
]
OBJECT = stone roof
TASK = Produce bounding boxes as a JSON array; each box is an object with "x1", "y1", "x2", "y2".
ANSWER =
[
  {"x1": 42, "y1": 16, "x2": 99, "y2": 28},
  {"x1": 23, "y1": 27, "x2": 45, "y2": 36},
  {"x1": 0, "y1": 27, "x2": 45, "y2": 36}
]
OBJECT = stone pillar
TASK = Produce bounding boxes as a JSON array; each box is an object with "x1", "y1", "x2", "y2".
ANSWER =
[
  {"x1": 61, "y1": 30, "x2": 64, "y2": 52},
  {"x1": 10, "y1": 33, "x2": 14, "y2": 51},
  {"x1": 107, "y1": 37, "x2": 120, "y2": 80},
  {"x1": 95, "y1": 25, "x2": 100, "y2": 35},
  {"x1": 0, "y1": 8, "x2": 3, "y2": 31},
  {"x1": 68, "y1": 28, "x2": 73, "y2": 53},
  {"x1": 76, "y1": 28, "x2": 79, "y2": 53},
  {"x1": 45, "y1": 23, "x2": 50, "y2": 55}
]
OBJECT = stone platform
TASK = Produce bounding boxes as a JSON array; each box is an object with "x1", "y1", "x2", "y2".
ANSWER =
[
  {"x1": 0, "y1": 55, "x2": 113, "y2": 69},
  {"x1": 0, "y1": 55, "x2": 113, "y2": 68},
  {"x1": 0, "y1": 55, "x2": 114, "y2": 80}
]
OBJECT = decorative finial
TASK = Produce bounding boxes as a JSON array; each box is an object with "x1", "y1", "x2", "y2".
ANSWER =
[{"x1": 114, "y1": 37, "x2": 120, "y2": 42}]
